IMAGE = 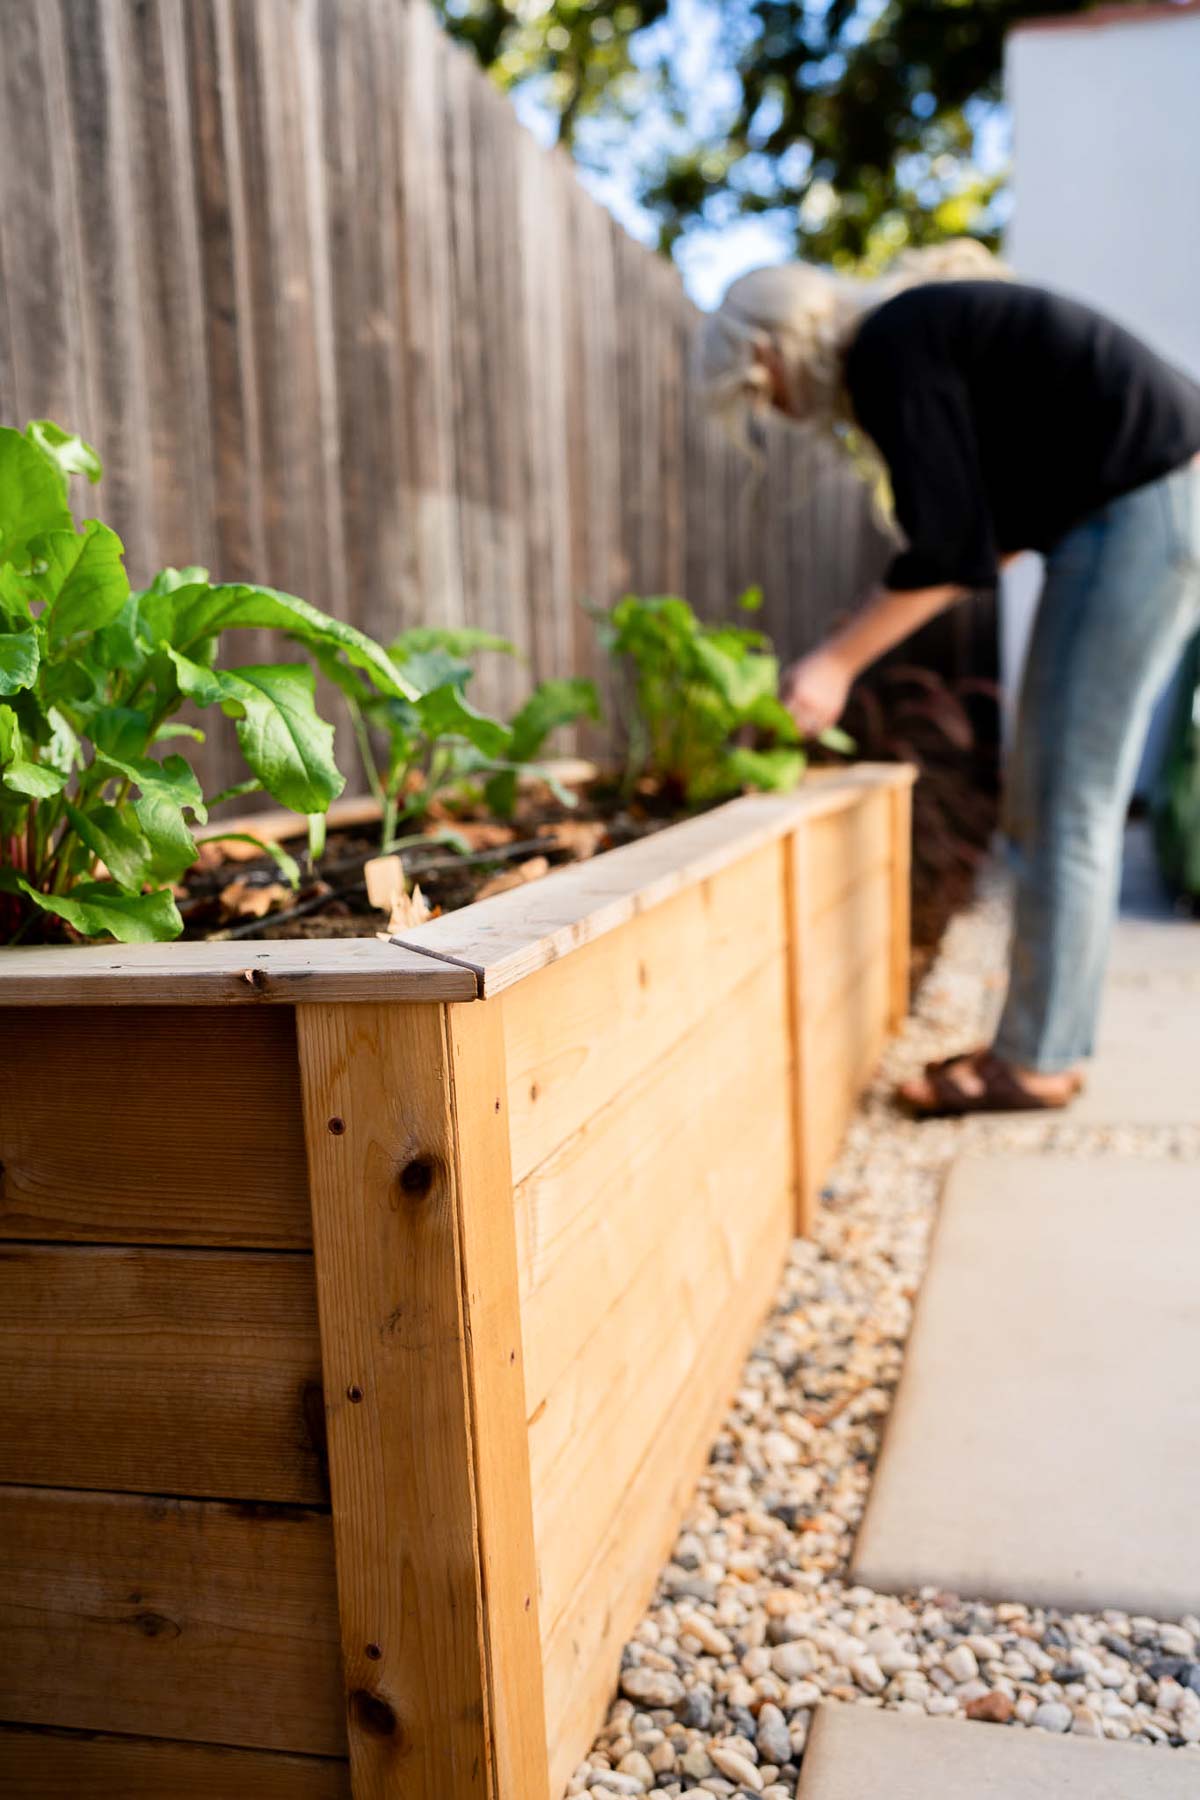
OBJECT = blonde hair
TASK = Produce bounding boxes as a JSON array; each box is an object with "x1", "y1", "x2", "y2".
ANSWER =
[{"x1": 695, "y1": 238, "x2": 1009, "y2": 452}]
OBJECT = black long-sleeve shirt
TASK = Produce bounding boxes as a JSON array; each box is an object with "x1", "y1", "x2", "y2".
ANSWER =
[{"x1": 843, "y1": 280, "x2": 1200, "y2": 592}]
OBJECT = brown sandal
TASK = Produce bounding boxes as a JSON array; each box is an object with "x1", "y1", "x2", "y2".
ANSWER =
[{"x1": 900, "y1": 1051, "x2": 1084, "y2": 1119}]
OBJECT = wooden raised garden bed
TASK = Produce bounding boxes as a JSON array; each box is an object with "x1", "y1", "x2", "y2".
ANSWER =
[{"x1": 0, "y1": 763, "x2": 913, "y2": 1800}]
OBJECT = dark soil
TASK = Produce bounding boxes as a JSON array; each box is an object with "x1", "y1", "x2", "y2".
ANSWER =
[
  {"x1": 179, "y1": 775, "x2": 681, "y2": 942},
  {"x1": 182, "y1": 761, "x2": 986, "y2": 1003}
]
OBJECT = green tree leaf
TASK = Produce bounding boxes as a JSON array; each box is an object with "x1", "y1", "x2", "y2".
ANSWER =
[
  {"x1": 0, "y1": 426, "x2": 73, "y2": 565},
  {"x1": 636, "y1": 0, "x2": 1027, "y2": 262},
  {"x1": 0, "y1": 626, "x2": 40, "y2": 695},
  {"x1": 32, "y1": 520, "x2": 130, "y2": 648},
  {"x1": 169, "y1": 650, "x2": 345, "y2": 814},
  {"x1": 431, "y1": 0, "x2": 668, "y2": 148},
  {"x1": 13, "y1": 876, "x2": 183, "y2": 943}
]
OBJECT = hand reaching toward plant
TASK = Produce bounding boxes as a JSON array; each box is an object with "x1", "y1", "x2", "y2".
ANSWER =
[{"x1": 779, "y1": 646, "x2": 853, "y2": 737}]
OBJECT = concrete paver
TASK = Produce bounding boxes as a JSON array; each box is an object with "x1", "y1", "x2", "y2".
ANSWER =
[
  {"x1": 797, "y1": 1703, "x2": 1200, "y2": 1798},
  {"x1": 851, "y1": 1154, "x2": 1200, "y2": 1618}
]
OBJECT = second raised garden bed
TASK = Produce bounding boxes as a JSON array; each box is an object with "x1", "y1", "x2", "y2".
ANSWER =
[{"x1": 0, "y1": 762, "x2": 913, "y2": 1800}]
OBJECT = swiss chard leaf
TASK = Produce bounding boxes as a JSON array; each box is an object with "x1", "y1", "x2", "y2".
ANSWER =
[
  {"x1": 64, "y1": 799, "x2": 155, "y2": 892},
  {"x1": 146, "y1": 583, "x2": 418, "y2": 701},
  {"x1": 0, "y1": 710, "x2": 67, "y2": 798},
  {"x1": 169, "y1": 650, "x2": 345, "y2": 814},
  {"x1": 25, "y1": 420, "x2": 102, "y2": 486},
  {"x1": 0, "y1": 564, "x2": 33, "y2": 626},
  {"x1": 2, "y1": 757, "x2": 67, "y2": 799},
  {"x1": 94, "y1": 751, "x2": 209, "y2": 883},
  {"x1": 415, "y1": 681, "x2": 512, "y2": 759},
  {"x1": 90, "y1": 706, "x2": 157, "y2": 763},
  {"x1": 32, "y1": 520, "x2": 130, "y2": 648},
  {"x1": 0, "y1": 427, "x2": 73, "y2": 564},
  {"x1": 12, "y1": 875, "x2": 183, "y2": 943},
  {"x1": 393, "y1": 625, "x2": 516, "y2": 660},
  {"x1": 507, "y1": 677, "x2": 600, "y2": 762},
  {"x1": 0, "y1": 625, "x2": 40, "y2": 695},
  {"x1": 716, "y1": 745, "x2": 806, "y2": 795},
  {"x1": 393, "y1": 645, "x2": 474, "y2": 696}
]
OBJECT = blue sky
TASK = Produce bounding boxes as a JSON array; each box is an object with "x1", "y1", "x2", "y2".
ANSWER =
[{"x1": 512, "y1": 0, "x2": 1012, "y2": 310}]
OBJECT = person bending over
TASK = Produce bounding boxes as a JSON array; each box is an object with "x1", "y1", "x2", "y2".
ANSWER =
[{"x1": 696, "y1": 241, "x2": 1200, "y2": 1116}]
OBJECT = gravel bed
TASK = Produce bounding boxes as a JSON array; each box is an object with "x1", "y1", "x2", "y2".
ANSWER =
[{"x1": 568, "y1": 878, "x2": 1200, "y2": 1797}]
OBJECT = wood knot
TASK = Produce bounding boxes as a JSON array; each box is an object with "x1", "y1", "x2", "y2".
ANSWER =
[
  {"x1": 351, "y1": 1688, "x2": 402, "y2": 1740},
  {"x1": 129, "y1": 1609, "x2": 181, "y2": 1640},
  {"x1": 398, "y1": 1155, "x2": 436, "y2": 1198}
]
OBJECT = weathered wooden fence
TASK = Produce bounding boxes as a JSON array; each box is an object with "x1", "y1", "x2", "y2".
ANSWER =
[{"x1": 0, "y1": 0, "x2": 987, "y2": 795}]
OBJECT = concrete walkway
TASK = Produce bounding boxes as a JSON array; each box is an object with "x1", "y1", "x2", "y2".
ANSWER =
[
  {"x1": 798, "y1": 1704, "x2": 1200, "y2": 1797},
  {"x1": 822, "y1": 829, "x2": 1200, "y2": 1790},
  {"x1": 851, "y1": 1153, "x2": 1200, "y2": 1618}
]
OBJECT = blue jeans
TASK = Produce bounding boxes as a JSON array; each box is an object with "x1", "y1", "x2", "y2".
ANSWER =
[{"x1": 994, "y1": 461, "x2": 1200, "y2": 1071}]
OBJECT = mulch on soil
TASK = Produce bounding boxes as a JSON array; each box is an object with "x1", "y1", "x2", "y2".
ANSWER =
[{"x1": 185, "y1": 760, "x2": 985, "y2": 994}]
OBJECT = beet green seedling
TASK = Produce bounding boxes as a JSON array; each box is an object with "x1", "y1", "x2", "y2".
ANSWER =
[{"x1": 0, "y1": 421, "x2": 415, "y2": 944}]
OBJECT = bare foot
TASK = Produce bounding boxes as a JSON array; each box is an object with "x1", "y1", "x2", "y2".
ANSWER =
[{"x1": 898, "y1": 1049, "x2": 1084, "y2": 1116}]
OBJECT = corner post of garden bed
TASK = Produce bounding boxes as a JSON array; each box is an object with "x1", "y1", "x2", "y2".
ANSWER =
[
  {"x1": 888, "y1": 775, "x2": 914, "y2": 1028},
  {"x1": 782, "y1": 823, "x2": 819, "y2": 1237},
  {"x1": 783, "y1": 765, "x2": 916, "y2": 1235},
  {"x1": 295, "y1": 994, "x2": 548, "y2": 1800}
]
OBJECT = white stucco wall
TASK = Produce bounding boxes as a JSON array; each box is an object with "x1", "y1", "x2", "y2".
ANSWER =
[{"x1": 1003, "y1": 4, "x2": 1200, "y2": 783}]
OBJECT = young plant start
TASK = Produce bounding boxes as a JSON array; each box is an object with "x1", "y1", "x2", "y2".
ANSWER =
[
  {"x1": 596, "y1": 588, "x2": 851, "y2": 805},
  {"x1": 324, "y1": 624, "x2": 600, "y2": 850},
  {"x1": 0, "y1": 421, "x2": 416, "y2": 944}
]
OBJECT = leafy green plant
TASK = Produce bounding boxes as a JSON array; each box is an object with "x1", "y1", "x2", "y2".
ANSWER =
[
  {"x1": 0, "y1": 420, "x2": 416, "y2": 945},
  {"x1": 595, "y1": 587, "x2": 849, "y2": 805},
  {"x1": 325, "y1": 624, "x2": 600, "y2": 848}
]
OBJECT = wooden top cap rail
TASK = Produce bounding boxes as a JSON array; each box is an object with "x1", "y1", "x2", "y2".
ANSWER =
[
  {"x1": 0, "y1": 766, "x2": 912, "y2": 1006},
  {"x1": 0, "y1": 935, "x2": 478, "y2": 1007},
  {"x1": 394, "y1": 764, "x2": 915, "y2": 998}
]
